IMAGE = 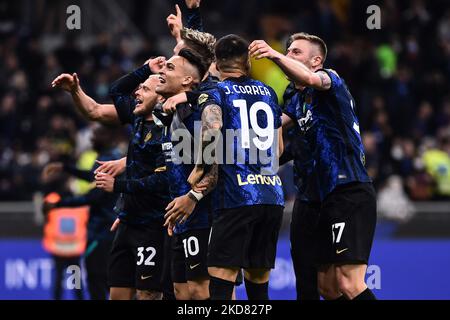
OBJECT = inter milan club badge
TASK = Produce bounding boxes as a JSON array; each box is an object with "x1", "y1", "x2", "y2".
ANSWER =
[
  {"x1": 198, "y1": 93, "x2": 209, "y2": 105},
  {"x1": 302, "y1": 91, "x2": 313, "y2": 114},
  {"x1": 144, "y1": 132, "x2": 152, "y2": 143},
  {"x1": 360, "y1": 152, "x2": 366, "y2": 166}
]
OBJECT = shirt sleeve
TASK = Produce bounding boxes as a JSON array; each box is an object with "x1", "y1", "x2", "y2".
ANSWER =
[
  {"x1": 198, "y1": 88, "x2": 222, "y2": 111},
  {"x1": 109, "y1": 64, "x2": 152, "y2": 124},
  {"x1": 268, "y1": 86, "x2": 282, "y2": 129},
  {"x1": 185, "y1": 7, "x2": 204, "y2": 31},
  {"x1": 56, "y1": 188, "x2": 104, "y2": 208},
  {"x1": 63, "y1": 164, "x2": 94, "y2": 182},
  {"x1": 283, "y1": 101, "x2": 298, "y2": 123},
  {"x1": 113, "y1": 170, "x2": 169, "y2": 195},
  {"x1": 317, "y1": 68, "x2": 343, "y2": 92}
]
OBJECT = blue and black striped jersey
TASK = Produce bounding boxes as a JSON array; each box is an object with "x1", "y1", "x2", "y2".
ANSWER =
[
  {"x1": 283, "y1": 88, "x2": 320, "y2": 203},
  {"x1": 285, "y1": 69, "x2": 371, "y2": 200},
  {"x1": 109, "y1": 65, "x2": 171, "y2": 225},
  {"x1": 166, "y1": 76, "x2": 219, "y2": 234},
  {"x1": 200, "y1": 76, "x2": 285, "y2": 211}
]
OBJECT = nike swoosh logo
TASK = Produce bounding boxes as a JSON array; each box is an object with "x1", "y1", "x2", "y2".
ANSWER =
[
  {"x1": 336, "y1": 248, "x2": 349, "y2": 255},
  {"x1": 190, "y1": 263, "x2": 201, "y2": 270},
  {"x1": 141, "y1": 275, "x2": 153, "y2": 280}
]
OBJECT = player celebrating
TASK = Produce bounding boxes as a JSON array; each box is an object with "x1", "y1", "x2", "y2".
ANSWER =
[
  {"x1": 52, "y1": 57, "x2": 172, "y2": 300},
  {"x1": 154, "y1": 48, "x2": 214, "y2": 300},
  {"x1": 250, "y1": 33, "x2": 377, "y2": 300},
  {"x1": 168, "y1": 34, "x2": 285, "y2": 300}
]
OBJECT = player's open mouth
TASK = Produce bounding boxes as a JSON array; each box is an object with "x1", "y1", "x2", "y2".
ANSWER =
[
  {"x1": 159, "y1": 76, "x2": 166, "y2": 84},
  {"x1": 135, "y1": 98, "x2": 143, "y2": 105}
]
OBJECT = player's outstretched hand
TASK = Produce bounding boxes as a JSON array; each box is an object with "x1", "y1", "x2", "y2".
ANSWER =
[
  {"x1": 185, "y1": 0, "x2": 201, "y2": 9},
  {"x1": 162, "y1": 92, "x2": 188, "y2": 114},
  {"x1": 166, "y1": 4, "x2": 183, "y2": 42},
  {"x1": 249, "y1": 40, "x2": 280, "y2": 60},
  {"x1": 42, "y1": 162, "x2": 63, "y2": 182},
  {"x1": 51, "y1": 73, "x2": 80, "y2": 93},
  {"x1": 164, "y1": 195, "x2": 197, "y2": 227},
  {"x1": 187, "y1": 165, "x2": 204, "y2": 187},
  {"x1": 110, "y1": 218, "x2": 120, "y2": 232},
  {"x1": 95, "y1": 172, "x2": 115, "y2": 192},
  {"x1": 95, "y1": 158, "x2": 126, "y2": 177},
  {"x1": 146, "y1": 56, "x2": 166, "y2": 74}
]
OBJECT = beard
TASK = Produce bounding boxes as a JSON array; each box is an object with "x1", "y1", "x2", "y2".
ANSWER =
[{"x1": 133, "y1": 102, "x2": 154, "y2": 117}]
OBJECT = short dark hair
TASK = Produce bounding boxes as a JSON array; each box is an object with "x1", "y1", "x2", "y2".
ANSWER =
[
  {"x1": 178, "y1": 47, "x2": 208, "y2": 80},
  {"x1": 214, "y1": 34, "x2": 249, "y2": 71},
  {"x1": 286, "y1": 32, "x2": 328, "y2": 63}
]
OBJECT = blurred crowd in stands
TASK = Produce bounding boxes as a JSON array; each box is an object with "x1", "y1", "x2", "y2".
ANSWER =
[{"x1": 1, "y1": 0, "x2": 449, "y2": 209}]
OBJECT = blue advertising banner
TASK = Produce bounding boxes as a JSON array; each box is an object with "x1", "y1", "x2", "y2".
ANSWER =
[{"x1": 1, "y1": 238, "x2": 450, "y2": 300}]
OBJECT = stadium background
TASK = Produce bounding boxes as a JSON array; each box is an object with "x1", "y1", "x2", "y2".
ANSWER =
[{"x1": 0, "y1": 0, "x2": 450, "y2": 299}]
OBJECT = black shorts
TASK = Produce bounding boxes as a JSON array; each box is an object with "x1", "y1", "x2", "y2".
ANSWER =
[
  {"x1": 208, "y1": 204, "x2": 283, "y2": 269},
  {"x1": 171, "y1": 228, "x2": 210, "y2": 283},
  {"x1": 161, "y1": 232, "x2": 175, "y2": 300},
  {"x1": 108, "y1": 221, "x2": 166, "y2": 291},
  {"x1": 290, "y1": 200, "x2": 321, "y2": 300},
  {"x1": 318, "y1": 182, "x2": 377, "y2": 266}
]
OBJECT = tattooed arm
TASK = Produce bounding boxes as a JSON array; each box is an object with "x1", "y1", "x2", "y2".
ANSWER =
[
  {"x1": 164, "y1": 104, "x2": 222, "y2": 230},
  {"x1": 249, "y1": 40, "x2": 331, "y2": 91},
  {"x1": 190, "y1": 163, "x2": 218, "y2": 196},
  {"x1": 187, "y1": 103, "x2": 223, "y2": 187}
]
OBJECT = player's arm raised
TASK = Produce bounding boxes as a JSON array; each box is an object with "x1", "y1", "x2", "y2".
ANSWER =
[
  {"x1": 167, "y1": 4, "x2": 183, "y2": 43},
  {"x1": 185, "y1": 0, "x2": 204, "y2": 32},
  {"x1": 51, "y1": 73, "x2": 120, "y2": 124},
  {"x1": 249, "y1": 40, "x2": 331, "y2": 91},
  {"x1": 185, "y1": 0, "x2": 201, "y2": 9}
]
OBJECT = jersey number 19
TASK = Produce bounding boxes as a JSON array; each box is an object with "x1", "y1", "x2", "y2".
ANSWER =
[{"x1": 233, "y1": 100, "x2": 274, "y2": 151}]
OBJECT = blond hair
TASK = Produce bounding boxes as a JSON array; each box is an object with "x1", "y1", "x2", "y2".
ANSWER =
[{"x1": 181, "y1": 28, "x2": 216, "y2": 65}]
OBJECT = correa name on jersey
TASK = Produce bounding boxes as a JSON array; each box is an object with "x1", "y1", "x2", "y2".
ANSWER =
[{"x1": 200, "y1": 76, "x2": 285, "y2": 211}]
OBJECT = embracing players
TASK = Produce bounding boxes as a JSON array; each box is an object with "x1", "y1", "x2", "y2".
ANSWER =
[
  {"x1": 167, "y1": 34, "x2": 285, "y2": 300},
  {"x1": 250, "y1": 33, "x2": 377, "y2": 300}
]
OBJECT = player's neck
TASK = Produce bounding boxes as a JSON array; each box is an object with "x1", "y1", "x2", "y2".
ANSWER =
[
  {"x1": 144, "y1": 114, "x2": 154, "y2": 122},
  {"x1": 219, "y1": 70, "x2": 247, "y2": 81}
]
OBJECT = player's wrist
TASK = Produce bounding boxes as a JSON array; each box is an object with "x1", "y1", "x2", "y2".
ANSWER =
[
  {"x1": 270, "y1": 50, "x2": 282, "y2": 61},
  {"x1": 188, "y1": 190, "x2": 203, "y2": 202},
  {"x1": 70, "y1": 86, "x2": 80, "y2": 95}
]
